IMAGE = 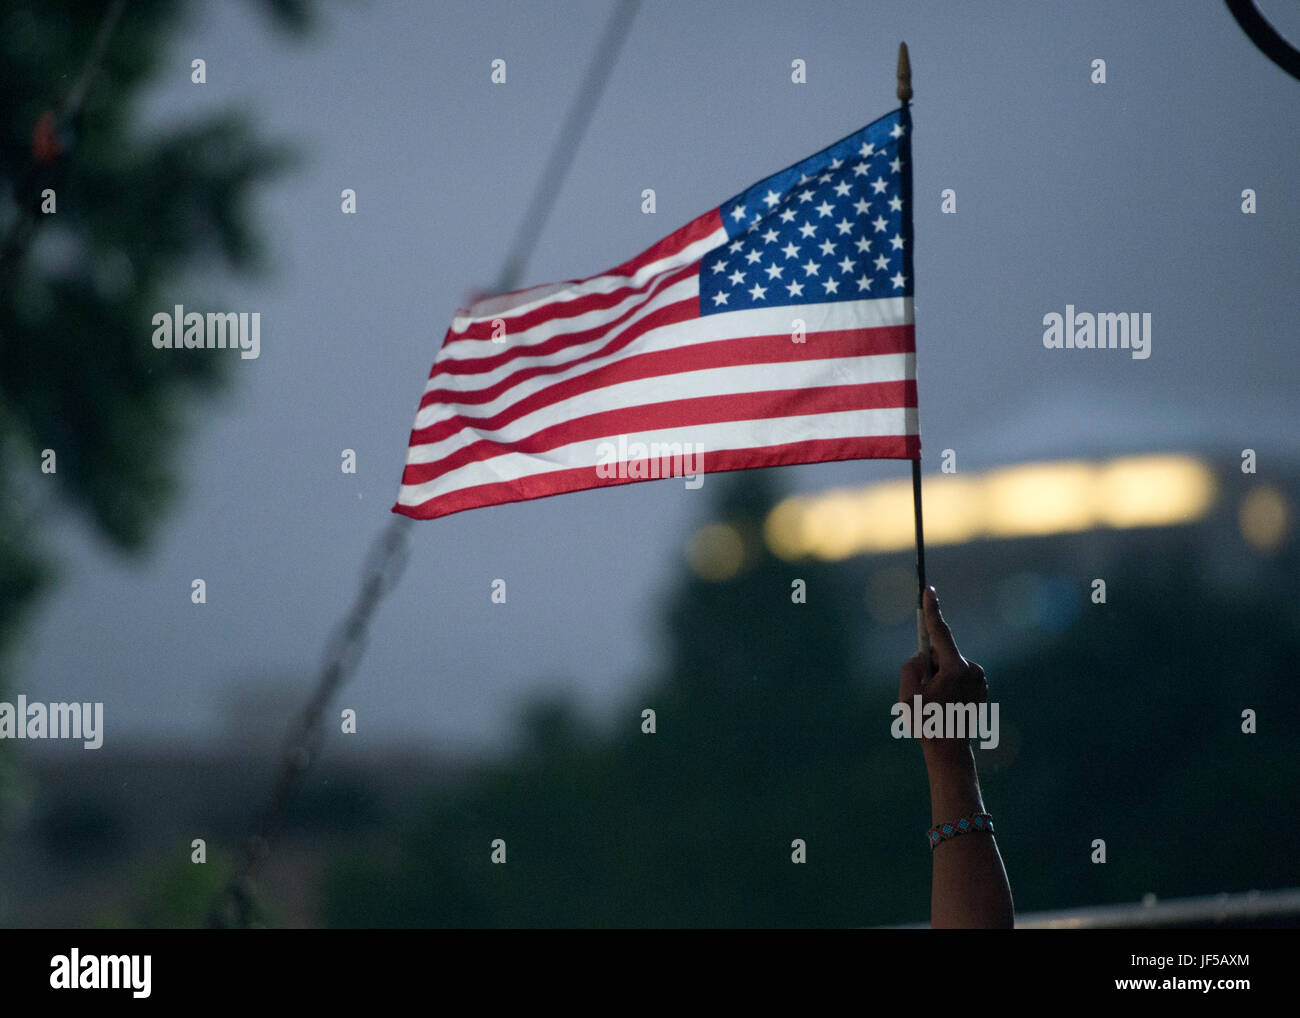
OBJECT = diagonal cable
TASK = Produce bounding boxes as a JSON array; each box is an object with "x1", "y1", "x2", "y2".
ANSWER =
[
  {"x1": 494, "y1": 0, "x2": 641, "y2": 294},
  {"x1": 210, "y1": 0, "x2": 642, "y2": 928}
]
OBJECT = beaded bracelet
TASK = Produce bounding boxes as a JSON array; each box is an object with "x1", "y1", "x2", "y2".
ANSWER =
[{"x1": 928, "y1": 812, "x2": 994, "y2": 849}]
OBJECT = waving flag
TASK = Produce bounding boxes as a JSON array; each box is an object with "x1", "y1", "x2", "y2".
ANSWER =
[{"x1": 394, "y1": 106, "x2": 917, "y2": 521}]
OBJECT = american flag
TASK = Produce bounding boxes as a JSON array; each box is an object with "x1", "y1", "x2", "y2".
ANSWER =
[{"x1": 394, "y1": 106, "x2": 918, "y2": 521}]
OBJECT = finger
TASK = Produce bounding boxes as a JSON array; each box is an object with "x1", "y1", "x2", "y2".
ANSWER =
[
  {"x1": 899, "y1": 653, "x2": 925, "y2": 703},
  {"x1": 968, "y1": 661, "x2": 988, "y2": 703},
  {"x1": 917, "y1": 607, "x2": 934, "y2": 677},
  {"x1": 922, "y1": 586, "x2": 964, "y2": 673}
]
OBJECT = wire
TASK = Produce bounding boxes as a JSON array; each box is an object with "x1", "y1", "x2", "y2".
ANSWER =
[
  {"x1": 66, "y1": 0, "x2": 127, "y2": 117},
  {"x1": 210, "y1": 516, "x2": 412, "y2": 928},
  {"x1": 0, "y1": 0, "x2": 126, "y2": 295},
  {"x1": 1225, "y1": 0, "x2": 1300, "y2": 82},
  {"x1": 494, "y1": 0, "x2": 641, "y2": 294},
  {"x1": 211, "y1": 1, "x2": 643, "y2": 929}
]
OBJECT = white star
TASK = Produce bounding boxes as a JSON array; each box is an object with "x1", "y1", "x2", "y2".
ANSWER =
[
  {"x1": 746, "y1": 219, "x2": 760, "y2": 233},
  {"x1": 853, "y1": 197, "x2": 871, "y2": 216},
  {"x1": 802, "y1": 259, "x2": 821, "y2": 277},
  {"x1": 834, "y1": 217, "x2": 853, "y2": 236},
  {"x1": 854, "y1": 237, "x2": 872, "y2": 253},
  {"x1": 781, "y1": 241, "x2": 800, "y2": 259},
  {"x1": 830, "y1": 157, "x2": 843, "y2": 170},
  {"x1": 818, "y1": 171, "x2": 833, "y2": 184},
  {"x1": 710, "y1": 260, "x2": 728, "y2": 274},
  {"x1": 891, "y1": 271, "x2": 906, "y2": 289},
  {"x1": 815, "y1": 200, "x2": 834, "y2": 218},
  {"x1": 871, "y1": 177, "x2": 888, "y2": 195},
  {"x1": 786, "y1": 280, "x2": 805, "y2": 297},
  {"x1": 823, "y1": 278, "x2": 840, "y2": 295},
  {"x1": 729, "y1": 269, "x2": 746, "y2": 286},
  {"x1": 798, "y1": 221, "x2": 817, "y2": 239},
  {"x1": 762, "y1": 228, "x2": 779, "y2": 244},
  {"x1": 818, "y1": 238, "x2": 837, "y2": 257},
  {"x1": 888, "y1": 195, "x2": 903, "y2": 212},
  {"x1": 859, "y1": 141, "x2": 875, "y2": 158},
  {"x1": 797, "y1": 172, "x2": 811, "y2": 185},
  {"x1": 890, "y1": 122, "x2": 904, "y2": 139},
  {"x1": 874, "y1": 253, "x2": 889, "y2": 271},
  {"x1": 890, "y1": 233, "x2": 905, "y2": 251},
  {"x1": 856, "y1": 274, "x2": 872, "y2": 291},
  {"x1": 762, "y1": 189, "x2": 782, "y2": 208},
  {"x1": 838, "y1": 256, "x2": 855, "y2": 274},
  {"x1": 746, "y1": 248, "x2": 763, "y2": 263},
  {"x1": 833, "y1": 180, "x2": 851, "y2": 197},
  {"x1": 764, "y1": 262, "x2": 784, "y2": 280},
  {"x1": 852, "y1": 161, "x2": 869, "y2": 177},
  {"x1": 731, "y1": 204, "x2": 748, "y2": 222},
  {"x1": 797, "y1": 189, "x2": 815, "y2": 203},
  {"x1": 890, "y1": 157, "x2": 902, "y2": 174},
  {"x1": 729, "y1": 239, "x2": 744, "y2": 253},
  {"x1": 713, "y1": 291, "x2": 729, "y2": 306},
  {"x1": 778, "y1": 208, "x2": 796, "y2": 223},
  {"x1": 748, "y1": 282, "x2": 768, "y2": 300},
  {"x1": 872, "y1": 215, "x2": 888, "y2": 233}
]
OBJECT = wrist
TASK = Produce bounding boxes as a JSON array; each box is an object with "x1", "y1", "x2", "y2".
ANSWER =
[
  {"x1": 922, "y1": 737, "x2": 975, "y2": 773},
  {"x1": 923, "y1": 741, "x2": 984, "y2": 824}
]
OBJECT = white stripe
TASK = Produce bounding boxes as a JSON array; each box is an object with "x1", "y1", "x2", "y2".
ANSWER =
[
  {"x1": 449, "y1": 225, "x2": 729, "y2": 330},
  {"x1": 439, "y1": 262, "x2": 696, "y2": 363},
  {"x1": 420, "y1": 295, "x2": 913, "y2": 411},
  {"x1": 423, "y1": 276, "x2": 698, "y2": 406},
  {"x1": 398, "y1": 407, "x2": 918, "y2": 506},
  {"x1": 407, "y1": 352, "x2": 915, "y2": 465}
]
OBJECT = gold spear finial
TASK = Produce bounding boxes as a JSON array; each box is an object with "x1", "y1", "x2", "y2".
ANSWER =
[{"x1": 897, "y1": 41, "x2": 912, "y2": 105}]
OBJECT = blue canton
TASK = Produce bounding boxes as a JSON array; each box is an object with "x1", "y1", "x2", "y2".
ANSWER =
[{"x1": 700, "y1": 107, "x2": 912, "y2": 315}]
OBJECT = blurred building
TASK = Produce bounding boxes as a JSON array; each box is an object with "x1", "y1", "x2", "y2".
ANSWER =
[
  {"x1": 687, "y1": 450, "x2": 1297, "y2": 676},
  {"x1": 0, "y1": 684, "x2": 467, "y2": 927},
  {"x1": 2, "y1": 450, "x2": 1294, "y2": 928}
]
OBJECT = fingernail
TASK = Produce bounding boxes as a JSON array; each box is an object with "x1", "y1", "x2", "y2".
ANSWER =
[{"x1": 927, "y1": 585, "x2": 938, "y2": 607}]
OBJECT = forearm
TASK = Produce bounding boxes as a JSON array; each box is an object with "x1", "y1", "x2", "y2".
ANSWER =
[{"x1": 925, "y1": 742, "x2": 1014, "y2": 929}]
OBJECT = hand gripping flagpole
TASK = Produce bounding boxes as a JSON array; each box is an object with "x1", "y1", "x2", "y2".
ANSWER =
[{"x1": 897, "y1": 42, "x2": 933, "y2": 672}]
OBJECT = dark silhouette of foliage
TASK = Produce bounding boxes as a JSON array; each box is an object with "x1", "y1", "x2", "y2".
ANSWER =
[
  {"x1": 322, "y1": 471, "x2": 1300, "y2": 927},
  {"x1": 0, "y1": 0, "x2": 310, "y2": 661}
]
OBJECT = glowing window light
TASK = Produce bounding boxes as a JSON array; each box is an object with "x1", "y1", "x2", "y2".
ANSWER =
[
  {"x1": 1239, "y1": 485, "x2": 1288, "y2": 553},
  {"x1": 686, "y1": 522, "x2": 746, "y2": 580},
  {"x1": 982, "y1": 461, "x2": 1096, "y2": 537},
  {"x1": 762, "y1": 454, "x2": 1218, "y2": 561},
  {"x1": 1097, "y1": 455, "x2": 1216, "y2": 528}
]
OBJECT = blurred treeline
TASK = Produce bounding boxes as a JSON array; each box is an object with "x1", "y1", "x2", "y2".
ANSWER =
[
  {"x1": 0, "y1": 0, "x2": 312, "y2": 860},
  {"x1": 4, "y1": 2, "x2": 1296, "y2": 929},
  {"x1": 318, "y1": 470, "x2": 1300, "y2": 927},
  {"x1": 0, "y1": 0, "x2": 309, "y2": 671}
]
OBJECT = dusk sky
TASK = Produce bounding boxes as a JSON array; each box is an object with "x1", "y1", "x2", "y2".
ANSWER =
[{"x1": 14, "y1": 1, "x2": 1300, "y2": 754}]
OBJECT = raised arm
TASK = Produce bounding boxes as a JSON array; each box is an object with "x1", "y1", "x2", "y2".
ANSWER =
[{"x1": 899, "y1": 586, "x2": 1014, "y2": 929}]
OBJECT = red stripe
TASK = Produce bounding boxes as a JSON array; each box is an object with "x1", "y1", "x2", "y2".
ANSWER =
[
  {"x1": 438, "y1": 209, "x2": 720, "y2": 334},
  {"x1": 448, "y1": 262, "x2": 699, "y2": 346},
  {"x1": 420, "y1": 298, "x2": 699, "y2": 408},
  {"x1": 393, "y1": 434, "x2": 921, "y2": 520},
  {"x1": 412, "y1": 324, "x2": 915, "y2": 445},
  {"x1": 604, "y1": 207, "x2": 723, "y2": 278},
  {"x1": 402, "y1": 380, "x2": 916, "y2": 487},
  {"x1": 430, "y1": 267, "x2": 697, "y2": 383}
]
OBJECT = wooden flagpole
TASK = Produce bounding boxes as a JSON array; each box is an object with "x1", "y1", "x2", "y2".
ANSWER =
[{"x1": 897, "y1": 41, "x2": 932, "y2": 669}]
